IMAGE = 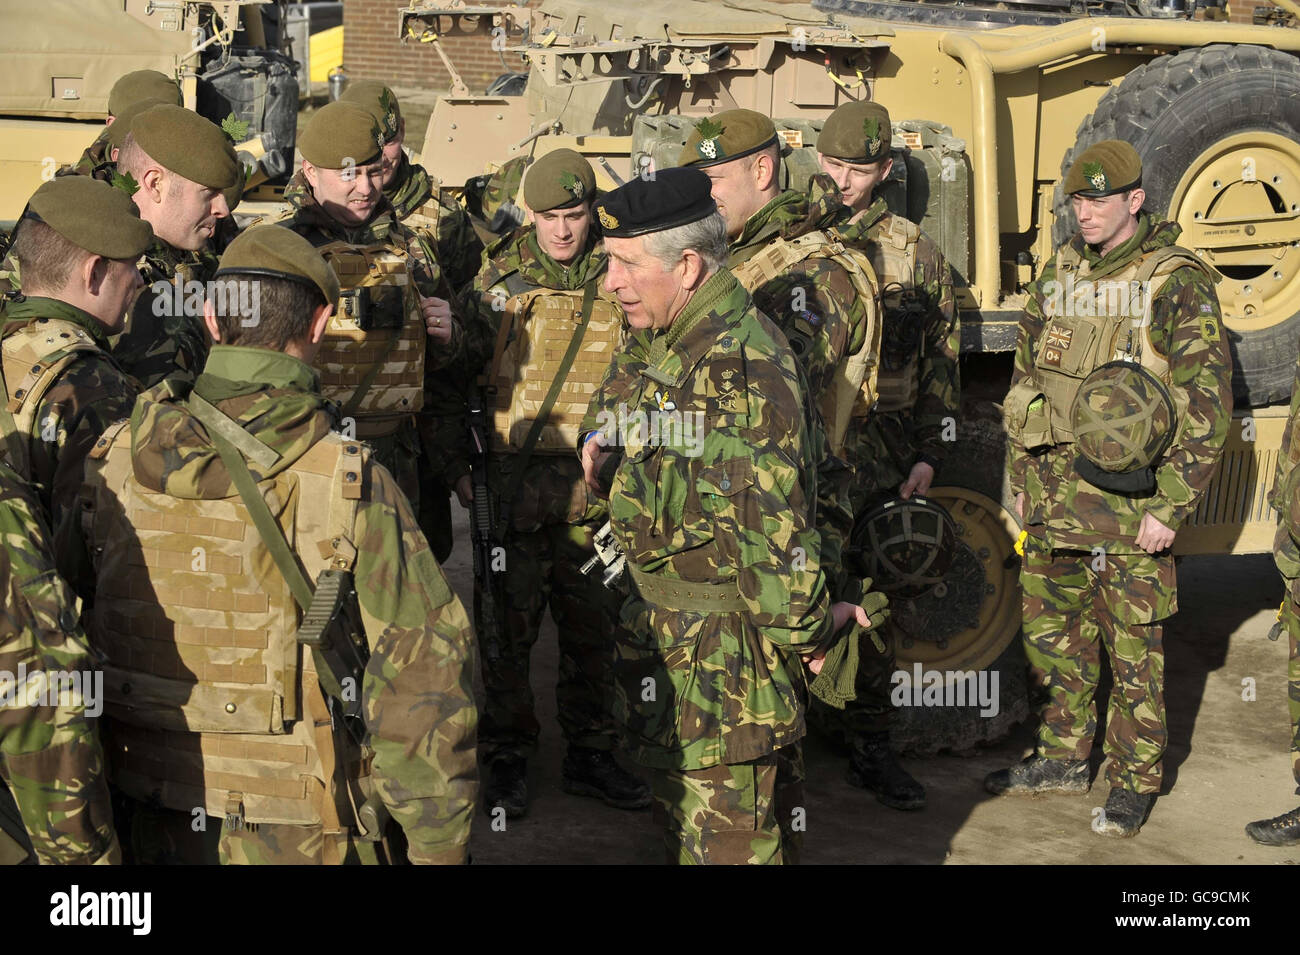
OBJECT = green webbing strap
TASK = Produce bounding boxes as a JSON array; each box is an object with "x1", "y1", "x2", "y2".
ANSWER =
[
  {"x1": 495, "y1": 280, "x2": 598, "y2": 538},
  {"x1": 628, "y1": 564, "x2": 745, "y2": 613},
  {"x1": 188, "y1": 392, "x2": 279, "y2": 470},
  {"x1": 195, "y1": 399, "x2": 346, "y2": 703}
]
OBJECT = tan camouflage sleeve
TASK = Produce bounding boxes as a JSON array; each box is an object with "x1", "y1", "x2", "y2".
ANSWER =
[
  {"x1": 354, "y1": 462, "x2": 478, "y2": 864},
  {"x1": 1145, "y1": 266, "x2": 1233, "y2": 529}
]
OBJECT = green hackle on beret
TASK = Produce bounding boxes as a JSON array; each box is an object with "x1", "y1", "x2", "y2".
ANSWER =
[
  {"x1": 1064, "y1": 140, "x2": 1142, "y2": 197},
  {"x1": 818, "y1": 100, "x2": 892, "y2": 165},
  {"x1": 107, "y1": 69, "x2": 182, "y2": 117},
  {"x1": 678, "y1": 109, "x2": 779, "y2": 168},
  {"x1": 340, "y1": 80, "x2": 402, "y2": 144},
  {"x1": 215, "y1": 224, "x2": 341, "y2": 309},
  {"x1": 26, "y1": 176, "x2": 153, "y2": 260},
  {"x1": 524, "y1": 149, "x2": 596, "y2": 212},
  {"x1": 129, "y1": 105, "x2": 240, "y2": 190},
  {"x1": 298, "y1": 102, "x2": 384, "y2": 170}
]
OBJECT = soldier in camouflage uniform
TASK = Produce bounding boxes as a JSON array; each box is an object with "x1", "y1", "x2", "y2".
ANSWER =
[
  {"x1": 0, "y1": 177, "x2": 149, "y2": 583},
  {"x1": 111, "y1": 105, "x2": 240, "y2": 389},
  {"x1": 1247, "y1": 352, "x2": 1300, "y2": 845},
  {"x1": 75, "y1": 225, "x2": 478, "y2": 864},
  {"x1": 277, "y1": 102, "x2": 465, "y2": 539},
  {"x1": 65, "y1": 69, "x2": 182, "y2": 182},
  {"x1": 331, "y1": 81, "x2": 486, "y2": 563},
  {"x1": 580, "y1": 169, "x2": 874, "y2": 864},
  {"x1": 457, "y1": 149, "x2": 649, "y2": 818},
  {"x1": 814, "y1": 100, "x2": 962, "y2": 810},
  {"x1": 0, "y1": 460, "x2": 120, "y2": 865},
  {"x1": 987, "y1": 141, "x2": 1231, "y2": 837}
]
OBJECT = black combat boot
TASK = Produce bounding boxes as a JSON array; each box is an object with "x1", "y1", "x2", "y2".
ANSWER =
[
  {"x1": 1094, "y1": 787, "x2": 1154, "y2": 838},
  {"x1": 846, "y1": 731, "x2": 927, "y2": 810},
  {"x1": 483, "y1": 754, "x2": 528, "y2": 819},
  {"x1": 984, "y1": 755, "x2": 1090, "y2": 796},
  {"x1": 1245, "y1": 806, "x2": 1300, "y2": 846},
  {"x1": 561, "y1": 746, "x2": 652, "y2": 810}
]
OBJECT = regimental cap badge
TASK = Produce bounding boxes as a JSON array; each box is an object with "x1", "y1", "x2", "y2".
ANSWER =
[
  {"x1": 220, "y1": 112, "x2": 250, "y2": 145},
  {"x1": 560, "y1": 170, "x2": 586, "y2": 201},
  {"x1": 1083, "y1": 160, "x2": 1108, "y2": 193},
  {"x1": 694, "y1": 117, "x2": 725, "y2": 162},
  {"x1": 597, "y1": 204, "x2": 619, "y2": 230},
  {"x1": 379, "y1": 87, "x2": 399, "y2": 140},
  {"x1": 110, "y1": 171, "x2": 140, "y2": 197},
  {"x1": 863, "y1": 116, "x2": 882, "y2": 156}
]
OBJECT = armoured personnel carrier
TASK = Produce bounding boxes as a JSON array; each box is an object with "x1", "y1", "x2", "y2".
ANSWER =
[{"x1": 400, "y1": 0, "x2": 1300, "y2": 749}]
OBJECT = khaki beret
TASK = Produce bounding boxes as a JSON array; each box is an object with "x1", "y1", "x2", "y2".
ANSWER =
[
  {"x1": 340, "y1": 80, "x2": 402, "y2": 144},
  {"x1": 106, "y1": 98, "x2": 157, "y2": 151},
  {"x1": 298, "y1": 102, "x2": 384, "y2": 170},
  {"x1": 214, "y1": 224, "x2": 340, "y2": 309},
  {"x1": 1064, "y1": 140, "x2": 1142, "y2": 198},
  {"x1": 130, "y1": 105, "x2": 240, "y2": 190},
  {"x1": 679, "y1": 109, "x2": 779, "y2": 168},
  {"x1": 524, "y1": 149, "x2": 596, "y2": 213},
  {"x1": 596, "y1": 167, "x2": 716, "y2": 239},
  {"x1": 107, "y1": 69, "x2": 182, "y2": 117},
  {"x1": 818, "y1": 100, "x2": 892, "y2": 166},
  {"x1": 26, "y1": 176, "x2": 153, "y2": 260}
]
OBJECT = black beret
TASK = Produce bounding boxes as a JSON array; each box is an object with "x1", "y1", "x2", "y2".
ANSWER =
[{"x1": 595, "y1": 167, "x2": 717, "y2": 239}]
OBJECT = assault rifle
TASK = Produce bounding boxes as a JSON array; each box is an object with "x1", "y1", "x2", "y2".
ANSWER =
[{"x1": 467, "y1": 380, "x2": 505, "y2": 662}]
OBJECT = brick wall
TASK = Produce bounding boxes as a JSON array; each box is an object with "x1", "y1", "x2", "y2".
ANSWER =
[{"x1": 344, "y1": 0, "x2": 537, "y2": 93}]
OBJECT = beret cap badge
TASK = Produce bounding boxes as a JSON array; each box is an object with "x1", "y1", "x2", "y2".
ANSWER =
[
  {"x1": 863, "y1": 116, "x2": 882, "y2": 156},
  {"x1": 694, "y1": 118, "x2": 725, "y2": 162},
  {"x1": 1083, "y1": 160, "x2": 1109, "y2": 193},
  {"x1": 597, "y1": 205, "x2": 619, "y2": 230},
  {"x1": 559, "y1": 170, "x2": 586, "y2": 201}
]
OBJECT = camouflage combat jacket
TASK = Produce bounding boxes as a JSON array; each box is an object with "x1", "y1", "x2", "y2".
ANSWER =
[
  {"x1": 64, "y1": 129, "x2": 113, "y2": 181},
  {"x1": 1009, "y1": 215, "x2": 1232, "y2": 553},
  {"x1": 835, "y1": 197, "x2": 960, "y2": 483},
  {"x1": 112, "y1": 238, "x2": 221, "y2": 390},
  {"x1": 585, "y1": 268, "x2": 834, "y2": 770},
  {"x1": 1272, "y1": 354, "x2": 1300, "y2": 590},
  {"x1": 461, "y1": 228, "x2": 616, "y2": 530},
  {"x1": 0, "y1": 297, "x2": 138, "y2": 545},
  {"x1": 80, "y1": 346, "x2": 479, "y2": 863},
  {"x1": 0, "y1": 461, "x2": 118, "y2": 865}
]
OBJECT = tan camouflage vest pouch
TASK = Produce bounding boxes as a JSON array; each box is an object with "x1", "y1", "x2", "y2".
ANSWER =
[
  {"x1": 315, "y1": 239, "x2": 424, "y2": 439},
  {"x1": 730, "y1": 230, "x2": 883, "y2": 456},
  {"x1": 869, "y1": 215, "x2": 924, "y2": 414},
  {"x1": 0, "y1": 317, "x2": 103, "y2": 480},
  {"x1": 82, "y1": 421, "x2": 369, "y2": 831},
  {"x1": 486, "y1": 275, "x2": 623, "y2": 454},
  {"x1": 1029, "y1": 243, "x2": 1200, "y2": 444}
]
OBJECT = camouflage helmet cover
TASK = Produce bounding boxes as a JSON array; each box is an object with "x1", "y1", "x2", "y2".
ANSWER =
[
  {"x1": 1071, "y1": 360, "x2": 1176, "y2": 493},
  {"x1": 851, "y1": 495, "x2": 957, "y2": 599}
]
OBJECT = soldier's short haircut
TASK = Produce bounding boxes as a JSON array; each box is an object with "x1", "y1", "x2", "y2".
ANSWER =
[
  {"x1": 115, "y1": 133, "x2": 158, "y2": 183},
  {"x1": 208, "y1": 272, "x2": 327, "y2": 351},
  {"x1": 10, "y1": 219, "x2": 91, "y2": 293},
  {"x1": 643, "y1": 211, "x2": 729, "y2": 275}
]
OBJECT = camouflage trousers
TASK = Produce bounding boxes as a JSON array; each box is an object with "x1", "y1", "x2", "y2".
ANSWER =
[
  {"x1": 650, "y1": 744, "x2": 805, "y2": 865},
  {"x1": 1279, "y1": 599, "x2": 1300, "y2": 790},
  {"x1": 120, "y1": 799, "x2": 400, "y2": 865},
  {"x1": 474, "y1": 520, "x2": 620, "y2": 761},
  {"x1": 1021, "y1": 537, "x2": 1173, "y2": 794}
]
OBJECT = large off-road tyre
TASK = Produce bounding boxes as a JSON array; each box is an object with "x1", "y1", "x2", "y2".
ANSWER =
[
  {"x1": 887, "y1": 399, "x2": 1031, "y2": 756},
  {"x1": 1052, "y1": 44, "x2": 1300, "y2": 406}
]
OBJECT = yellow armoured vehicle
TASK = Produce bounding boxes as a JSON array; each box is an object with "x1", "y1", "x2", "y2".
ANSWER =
[
  {"x1": 0, "y1": 0, "x2": 298, "y2": 223},
  {"x1": 400, "y1": 0, "x2": 1300, "y2": 749}
]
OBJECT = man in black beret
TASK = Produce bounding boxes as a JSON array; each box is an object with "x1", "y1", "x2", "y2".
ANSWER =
[
  {"x1": 577, "y1": 167, "x2": 877, "y2": 864},
  {"x1": 0, "y1": 176, "x2": 149, "y2": 572},
  {"x1": 111, "y1": 105, "x2": 241, "y2": 391},
  {"x1": 275, "y1": 101, "x2": 465, "y2": 555}
]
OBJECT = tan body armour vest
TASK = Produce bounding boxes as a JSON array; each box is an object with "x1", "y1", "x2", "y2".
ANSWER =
[
  {"x1": 868, "y1": 216, "x2": 924, "y2": 414},
  {"x1": 486, "y1": 274, "x2": 623, "y2": 454},
  {"x1": 315, "y1": 239, "x2": 425, "y2": 439},
  {"x1": 0, "y1": 317, "x2": 105, "y2": 481},
  {"x1": 82, "y1": 422, "x2": 370, "y2": 832},
  {"x1": 730, "y1": 230, "x2": 882, "y2": 457},
  {"x1": 1011, "y1": 244, "x2": 1202, "y2": 447}
]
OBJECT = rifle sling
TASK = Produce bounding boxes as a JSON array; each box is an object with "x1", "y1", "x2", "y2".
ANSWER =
[
  {"x1": 495, "y1": 280, "x2": 598, "y2": 539},
  {"x1": 194, "y1": 398, "x2": 347, "y2": 704}
]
